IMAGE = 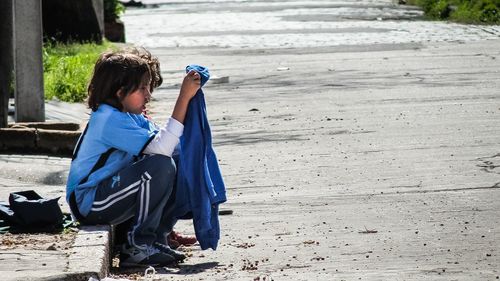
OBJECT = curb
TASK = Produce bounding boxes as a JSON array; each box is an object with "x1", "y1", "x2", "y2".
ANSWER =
[
  {"x1": 0, "y1": 122, "x2": 82, "y2": 156},
  {"x1": 66, "y1": 225, "x2": 111, "y2": 281},
  {"x1": 34, "y1": 225, "x2": 112, "y2": 281}
]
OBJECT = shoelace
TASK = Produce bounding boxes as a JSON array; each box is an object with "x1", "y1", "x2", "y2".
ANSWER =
[
  {"x1": 131, "y1": 244, "x2": 160, "y2": 256},
  {"x1": 145, "y1": 245, "x2": 160, "y2": 256},
  {"x1": 154, "y1": 242, "x2": 170, "y2": 251}
]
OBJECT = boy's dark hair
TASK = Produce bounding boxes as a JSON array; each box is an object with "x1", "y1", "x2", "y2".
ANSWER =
[
  {"x1": 120, "y1": 47, "x2": 163, "y2": 92},
  {"x1": 87, "y1": 51, "x2": 151, "y2": 112}
]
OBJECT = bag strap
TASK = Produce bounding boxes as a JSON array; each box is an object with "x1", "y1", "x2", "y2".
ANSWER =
[
  {"x1": 70, "y1": 122, "x2": 116, "y2": 221},
  {"x1": 72, "y1": 123, "x2": 89, "y2": 161},
  {"x1": 68, "y1": 192, "x2": 86, "y2": 222},
  {"x1": 72, "y1": 123, "x2": 117, "y2": 185},
  {"x1": 71, "y1": 146, "x2": 116, "y2": 221},
  {"x1": 78, "y1": 148, "x2": 116, "y2": 185}
]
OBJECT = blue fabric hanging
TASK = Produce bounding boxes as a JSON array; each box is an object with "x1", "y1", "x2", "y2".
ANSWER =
[{"x1": 173, "y1": 65, "x2": 227, "y2": 250}]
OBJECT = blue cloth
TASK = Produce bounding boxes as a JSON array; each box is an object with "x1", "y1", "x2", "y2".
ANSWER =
[
  {"x1": 66, "y1": 104, "x2": 157, "y2": 216},
  {"x1": 173, "y1": 65, "x2": 227, "y2": 250}
]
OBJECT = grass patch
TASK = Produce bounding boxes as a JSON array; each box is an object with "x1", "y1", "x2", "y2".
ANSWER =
[
  {"x1": 104, "y1": 0, "x2": 126, "y2": 22},
  {"x1": 43, "y1": 41, "x2": 116, "y2": 102},
  {"x1": 407, "y1": 0, "x2": 500, "y2": 24}
]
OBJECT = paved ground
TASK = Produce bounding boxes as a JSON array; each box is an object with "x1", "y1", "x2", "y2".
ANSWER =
[
  {"x1": 1, "y1": 0, "x2": 499, "y2": 280},
  {"x1": 146, "y1": 41, "x2": 500, "y2": 280},
  {"x1": 121, "y1": 0, "x2": 500, "y2": 280}
]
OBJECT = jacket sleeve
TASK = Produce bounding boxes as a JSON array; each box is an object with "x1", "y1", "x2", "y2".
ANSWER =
[{"x1": 143, "y1": 117, "x2": 184, "y2": 157}]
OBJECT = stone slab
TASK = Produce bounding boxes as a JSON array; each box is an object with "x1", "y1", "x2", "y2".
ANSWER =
[
  {"x1": 67, "y1": 225, "x2": 111, "y2": 281},
  {"x1": 0, "y1": 126, "x2": 81, "y2": 156}
]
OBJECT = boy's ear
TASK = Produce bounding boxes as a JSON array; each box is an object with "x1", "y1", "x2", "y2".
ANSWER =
[{"x1": 116, "y1": 89, "x2": 124, "y2": 99}]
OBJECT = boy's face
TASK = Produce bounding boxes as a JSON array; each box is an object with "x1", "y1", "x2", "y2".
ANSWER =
[{"x1": 119, "y1": 81, "x2": 151, "y2": 115}]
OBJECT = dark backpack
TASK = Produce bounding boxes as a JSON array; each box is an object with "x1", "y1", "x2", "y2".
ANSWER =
[{"x1": 0, "y1": 190, "x2": 64, "y2": 233}]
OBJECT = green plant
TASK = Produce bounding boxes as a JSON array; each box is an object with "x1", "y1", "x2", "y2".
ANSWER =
[
  {"x1": 104, "y1": 0, "x2": 125, "y2": 22},
  {"x1": 43, "y1": 41, "x2": 115, "y2": 102},
  {"x1": 476, "y1": 0, "x2": 500, "y2": 22},
  {"x1": 429, "y1": 0, "x2": 452, "y2": 18},
  {"x1": 409, "y1": 0, "x2": 500, "y2": 23},
  {"x1": 416, "y1": 0, "x2": 438, "y2": 13},
  {"x1": 450, "y1": 2, "x2": 481, "y2": 23}
]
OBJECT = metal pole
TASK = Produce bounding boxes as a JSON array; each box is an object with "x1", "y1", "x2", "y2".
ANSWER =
[{"x1": 0, "y1": 0, "x2": 14, "y2": 127}]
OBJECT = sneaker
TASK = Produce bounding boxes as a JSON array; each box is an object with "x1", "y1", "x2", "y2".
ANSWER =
[
  {"x1": 120, "y1": 244, "x2": 176, "y2": 267},
  {"x1": 154, "y1": 242, "x2": 186, "y2": 261}
]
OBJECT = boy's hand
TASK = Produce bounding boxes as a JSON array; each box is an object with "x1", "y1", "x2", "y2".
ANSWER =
[
  {"x1": 172, "y1": 70, "x2": 202, "y2": 123},
  {"x1": 179, "y1": 70, "x2": 201, "y2": 100}
]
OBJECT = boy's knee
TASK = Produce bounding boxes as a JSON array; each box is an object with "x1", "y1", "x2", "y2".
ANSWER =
[{"x1": 147, "y1": 154, "x2": 176, "y2": 177}]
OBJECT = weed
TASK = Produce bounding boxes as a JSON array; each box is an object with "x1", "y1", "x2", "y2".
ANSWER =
[
  {"x1": 43, "y1": 41, "x2": 116, "y2": 102},
  {"x1": 408, "y1": 0, "x2": 500, "y2": 24}
]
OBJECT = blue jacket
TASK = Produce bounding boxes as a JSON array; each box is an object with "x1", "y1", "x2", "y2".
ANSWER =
[{"x1": 173, "y1": 65, "x2": 227, "y2": 250}]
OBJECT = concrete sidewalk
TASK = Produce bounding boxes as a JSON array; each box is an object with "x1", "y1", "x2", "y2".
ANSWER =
[
  {"x1": 121, "y1": 0, "x2": 500, "y2": 277},
  {"x1": 118, "y1": 0, "x2": 500, "y2": 279},
  {"x1": 0, "y1": 101, "x2": 111, "y2": 281},
  {"x1": 141, "y1": 38, "x2": 500, "y2": 280}
]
